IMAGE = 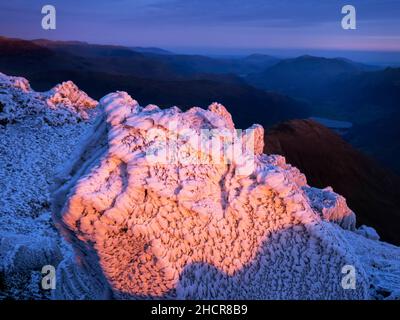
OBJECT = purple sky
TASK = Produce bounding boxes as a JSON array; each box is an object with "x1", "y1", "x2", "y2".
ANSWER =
[{"x1": 1, "y1": 0, "x2": 400, "y2": 62}]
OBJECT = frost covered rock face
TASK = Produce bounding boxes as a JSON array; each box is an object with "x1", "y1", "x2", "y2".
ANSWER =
[
  {"x1": 0, "y1": 73, "x2": 97, "y2": 126},
  {"x1": 52, "y1": 91, "x2": 373, "y2": 300}
]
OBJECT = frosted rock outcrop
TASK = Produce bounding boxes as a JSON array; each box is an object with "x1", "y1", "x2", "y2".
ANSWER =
[
  {"x1": 0, "y1": 73, "x2": 97, "y2": 126},
  {"x1": 0, "y1": 72, "x2": 98, "y2": 299},
  {"x1": 51, "y1": 91, "x2": 388, "y2": 300}
]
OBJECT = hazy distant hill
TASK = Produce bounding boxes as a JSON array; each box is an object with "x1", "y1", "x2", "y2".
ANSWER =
[
  {"x1": 246, "y1": 55, "x2": 378, "y2": 99},
  {"x1": 246, "y1": 54, "x2": 400, "y2": 172},
  {"x1": 130, "y1": 46, "x2": 173, "y2": 55},
  {"x1": 245, "y1": 54, "x2": 392, "y2": 118},
  {"x1": 150, "y1": 53, "x2": 280, "y2": 76}
]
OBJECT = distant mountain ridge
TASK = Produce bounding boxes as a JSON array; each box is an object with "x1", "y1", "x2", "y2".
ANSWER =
[
  {"x1": 0, "y1": 36, "x2": 307, "y2": 128},
  {"x1": 130, "y1": 46, "x2": 173, "y2": 55},
  {"x1": 31, "y1": 38, "x2": 280, "y2": 77}
]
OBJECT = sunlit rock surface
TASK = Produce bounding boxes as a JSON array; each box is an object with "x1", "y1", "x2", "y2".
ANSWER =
[{"x1": 52, "y1": 91, "x2": 400, "y2": 300}]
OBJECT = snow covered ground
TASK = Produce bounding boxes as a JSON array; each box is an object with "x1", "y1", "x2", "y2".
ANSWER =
[{"x1": 0, "y1": 72, "x2": 399, "y2": 300}]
